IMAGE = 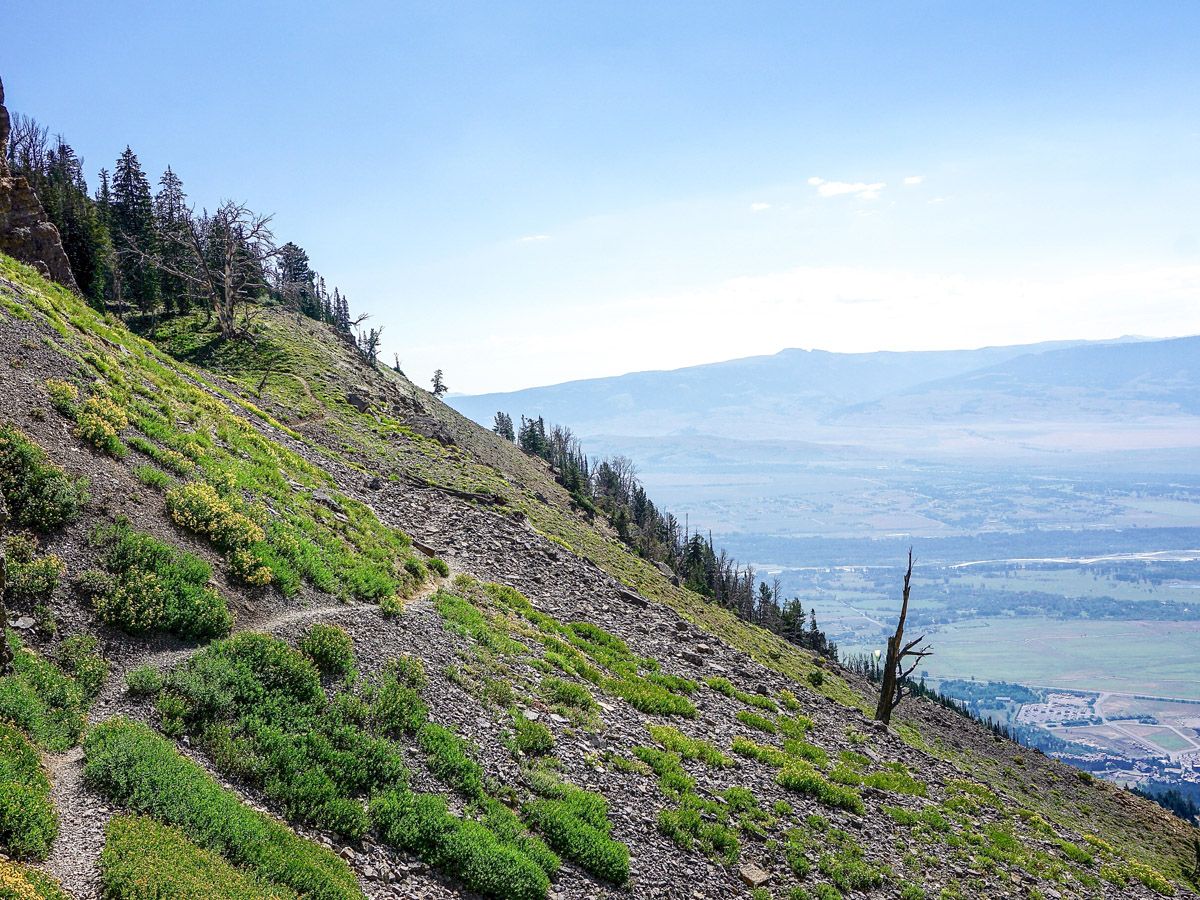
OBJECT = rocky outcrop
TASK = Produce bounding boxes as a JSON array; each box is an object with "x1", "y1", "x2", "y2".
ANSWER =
[{"x1": 0, "y1": 77, "x2": 79, "y2": 291}]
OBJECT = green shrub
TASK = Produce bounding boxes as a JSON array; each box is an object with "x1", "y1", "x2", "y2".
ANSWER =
[
  {"x1": 56, "y1": 634, "x2": 109, "y2": 701},
  {"x1": 604, "y1": 676, "x2": 696, "y2": 717},
  {"x1": 510, "y1": 711, "x2": 555, "y2": 756},
  {"x1": 0, "y1": 632, "x2": 86, "y2": 751},
  {"x1": 735, "y1": 710, "x2": 777, "y2": 734},
  {"x1": 0, "y1": 425, "x2": 89, "y2": 530},
  {"x1": 370, "y1": 789, "x2": 549, "y2": 900},
  {"x1": 100, "y1": 815, "x2": 296, "y2": 899},
  {"x1": 656, "y1": 793, "x2": 740, "y2": 865},
  {"x1": 83, "y1": 719, "x2": 362, "y2": 900},
  {"x1": 645, "y1": 724, "x2": 731, "y2": 768},
  {"x1": 524, "y1": 797, "x2": 630, "y2": 884},
  {"x1": 166, "y1": 481, "x2": 272, "y2": 585},
  {"x1": 818, "y1": 841, "x2": 890, "y2": 892},
  {"x1": 379, "y1": 594, "x2": 404, "y2": 617},
  {"x1": 427, "y1": 557, "x2": 450, "y2": 577},
  {"x1": 777, "y1": 761, "x2": 864, "y2": 814},
  {"x1": 731, "y1": 736, "x2": 787, "y2": 767},
  {"x1": 541, "y1": 676, "x2": 596, "y2": 712},
  {"x1": 298, "y1": 624, "x2": 355, "y2": 678},
  {"x1": 632, "y1": 746, "x2": 696, "y2": 797},
  {"x1": 134, "y1": 464, "x2": 172, "y2": 490},
  {"x1": 45, "y1": 379, "x2": 78, "y2": 415},
  {"x1": 0, "y1": 722, "x2": 58, "y2": 859},
  {"x1": 0, "y1": 858, "x2": 67, "y2": 899},
  {"x1": 419, "y1": 723, "x2": 485, "y2": 799},
  {"x1": 125, "y1": 665, "x2": 163, "y2": 697},
  {"x1": 808, "y1": 670, "x2": 825, "y2": 688},
  {"x1": 705, "y1": 676, "x2": 777, "y2": 711},
  {"x1": 90, "y1": 520, "x2": 233, "y2": 639},
  {"x1": 75, "y1": 395, "x2": 129, "y2": 457},
  {"x1": 3, "y1": 535, "x2": 64, "y2": 605}
]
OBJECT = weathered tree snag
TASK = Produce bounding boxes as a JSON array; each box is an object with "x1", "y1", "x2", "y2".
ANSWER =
[
  {"x1": 0, "y1": 494, "x2": 11, "y2": 675},
  {"x1": 874, "y1": 549, "x2": 931, "y2": 725}
]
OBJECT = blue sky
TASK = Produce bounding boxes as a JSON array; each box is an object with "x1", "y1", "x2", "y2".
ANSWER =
[{"x1": 7, "y1": 1, "x2": 1199, "y2": 391}]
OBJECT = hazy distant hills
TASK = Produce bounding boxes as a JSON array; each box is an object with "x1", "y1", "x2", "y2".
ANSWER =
[{"x1": 449, "y1": 335, "x2": 1198, "y2": 447}]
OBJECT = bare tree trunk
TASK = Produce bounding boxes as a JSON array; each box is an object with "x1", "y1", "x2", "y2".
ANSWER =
[
  {"x1": 0, "y1": 496, "x2": 12, "y2": 676},
  {"x1": 875, "y1": 549, "x2": 930, "y2": 725}
]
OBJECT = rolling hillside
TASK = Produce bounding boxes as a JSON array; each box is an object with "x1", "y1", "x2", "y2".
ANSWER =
[{"x1": 0, "y1": 254, "x2": 1197, "y2": 899}]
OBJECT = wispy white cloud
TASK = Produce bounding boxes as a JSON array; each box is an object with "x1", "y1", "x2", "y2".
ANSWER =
[
  {"x1": 518, "y1": 234, "x2": 551, "y2": 242},
  {"x1": 903, "y1": 175, "x2": 924, "y2": 185},
  {"x1": 807, "y1": 176, "x2": 885, "y2": 200},
  {"x1": 750, "y1": 202, "x2": 771, "y2": 212}
]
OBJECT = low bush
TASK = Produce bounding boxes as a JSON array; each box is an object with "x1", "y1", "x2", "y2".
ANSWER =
[
  {"x1": 427, "y1": 557, "x2": 450, "y2": 577},
  {"x1": 510, "y1": 711, "x2": 555, "y2": 756},
  {"x1": 83, "y1": 719, "x2": 362, "y2": 900},
  {"x1": 75, "y1": 395, "x2": 129, "y2": 457},
  {"x1": 3, "y1": 534, "x2": 64, "y2": 605},
  {"x1": 45, "y1": 379, "x2": 78, "y2": 414},
  {"x1": 541, "y1": 675, "x2": 596, "y2": 713},
  {"x1": 645, "y1": 724, "x2": 731, "y2": 768},
  {"x1": 298, "y1": 624, "x2": 355, "y2": 678},
  {"x1": 0, "y1": 425, "x2": 89, "y2": 531},
  {"x1": 370, "y1": 789, "x2": 550, "y2": 900},
  {"x1": 731, "y1": 736, "x2": 787, "y2": 767},
  {"x1": 656, "y1": 794, "x2": 740, "y2": 865},
  {"x1": 524, "y1": 797, "x2": 630, "y2": 884},
  {"x1": 777, "y1": 760, "x2": 864, "y2": 814},
  {"x1": 705, "y1": 676, "x2": 777, "y2": 711},
  {"x1": 0, "y1": 632, "x2": 86, "y2": 751},
  {"x1": 90, "y1": 520, "x2": 233, "y2": 639},
  {"x1": 166, "y1": 481, "x2": 272, "y2": 585},
  {"x1": 419, "y1": 722, "x2": 485, "y2": 799},
  {"x1": 0, "y1": 722, "x2": 58, "y2": 859},
  {"x1": 0, "y1": 858, "x2": 67, "y2": 900},
  {"x1": 735, "y1": 710, "x2": 777, "y2": 734},
  {"x1": 99, "y1": 815, "x2": 297, "y2": 899},
  {"x1": 604, "y1": 676, "x2": 696, "y2": 717},
  {"x1": 134, "y1": 465, "x2": 172, "y2": 490},
  {"x1": 125, "y1": 665, "x2": 163, "y2": 696},
  {"x1": 56, "y1": 634, "x2": 109, "y2": 701}
]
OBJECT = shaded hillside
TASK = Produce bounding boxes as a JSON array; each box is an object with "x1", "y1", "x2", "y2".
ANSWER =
[{"x1": 0, "y1": 254, "x2": 1197, "y2": 899}]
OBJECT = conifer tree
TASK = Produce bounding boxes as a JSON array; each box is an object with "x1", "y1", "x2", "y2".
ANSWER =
[
  {"x1": 493, "y1": 412, "x2": 515, "y2": 441},
  {"x1": 111, "y1": 146, "x2": 159, "y2": 315},
  {"x1": 154, "y1": 167, "x2": 192, "y2": 314},
  {"x1": 431, "y1": 369, "x2": 448, "y2": 397}
]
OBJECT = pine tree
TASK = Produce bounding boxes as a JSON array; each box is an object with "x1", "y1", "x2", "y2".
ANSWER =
[
  {"x1": 93, "y1": 169, "x2": 118, "y2": 308},
  {"x1": 276, "y1": 241, "x2": 316, "y2": 318},
  {"x1": 431, "y1": 369, "x2": 448, "y2": 397},
  {"x1": 111, "y1": 146, "x2": 159, "y2": 316},
  {"x1": 154, "y1": 167, "x2": 192, "y2": 314},
  {"x1": 493, "y1": 412, "x2": 515, "y2": 441}
]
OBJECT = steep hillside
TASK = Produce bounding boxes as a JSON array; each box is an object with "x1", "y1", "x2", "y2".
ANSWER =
[{"x1": 0, "y1": 253, "x2": 1197, "y2": 900}]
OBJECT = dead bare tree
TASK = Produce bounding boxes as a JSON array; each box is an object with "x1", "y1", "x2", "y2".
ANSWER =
[
  {"x1": 874, "y1": 549, "x2": 932, "y2": 725},
  {"x1": 149, "y1": 200, "x2": 281, "y2": 340},
  {"x1": 0, "y1": 495, "x2": 12, "y2": 675}
]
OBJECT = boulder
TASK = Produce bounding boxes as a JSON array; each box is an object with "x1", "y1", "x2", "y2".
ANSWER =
[{"x1": 0, "y1": 78, "x2": 79, "y2": 292}]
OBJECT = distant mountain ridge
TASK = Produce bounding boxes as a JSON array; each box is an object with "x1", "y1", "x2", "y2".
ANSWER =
[{"x1": 449, "y1": 335, "x2": 1188, "y2": 443}]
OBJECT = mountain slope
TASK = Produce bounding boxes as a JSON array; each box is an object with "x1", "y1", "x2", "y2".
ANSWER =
[{"x1": 0, "y1": 254, "x2": 1197, "y2": 899}]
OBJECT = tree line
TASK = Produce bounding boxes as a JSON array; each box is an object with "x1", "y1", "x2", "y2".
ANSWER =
[
  {"x1": 6, "y1": 111, "x2": 381, "y2": 358},
  {"x1": 495, "y1": 412, "x2": 836, "y2": 659}
]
